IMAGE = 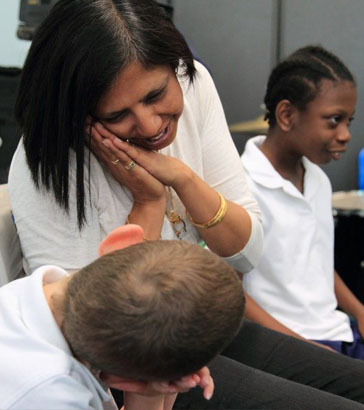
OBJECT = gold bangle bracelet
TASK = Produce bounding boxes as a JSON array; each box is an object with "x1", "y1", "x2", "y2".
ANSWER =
[{"x1": 188, "y1": 193, "x2": 227, "y2": 229}]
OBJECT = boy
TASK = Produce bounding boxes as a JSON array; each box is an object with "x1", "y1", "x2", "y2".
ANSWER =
[{"x1": 0, "y1": 225, "x2": 245, "y2": 409}]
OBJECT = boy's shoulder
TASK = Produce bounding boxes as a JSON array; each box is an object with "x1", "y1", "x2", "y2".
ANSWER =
[{"x1": 0, "y1": 267, "x2": 111, "y2": 409}]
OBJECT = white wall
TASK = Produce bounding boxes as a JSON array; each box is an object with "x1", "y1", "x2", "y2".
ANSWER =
[{"x1": 0, "y1": 0, "x2": 31, "y2": 67}]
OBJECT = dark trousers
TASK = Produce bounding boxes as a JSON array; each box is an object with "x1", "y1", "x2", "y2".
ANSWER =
[{"x1": 173, "y1": 320, "x2": 364, "y2": 409}]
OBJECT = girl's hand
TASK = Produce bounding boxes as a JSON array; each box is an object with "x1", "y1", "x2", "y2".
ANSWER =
[{"x1": 89, "y1": 122, "x2": 166, "y2": 204}]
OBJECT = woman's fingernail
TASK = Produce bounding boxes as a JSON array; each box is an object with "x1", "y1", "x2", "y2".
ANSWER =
[
  {"x1": 113, "y1": 137, "x2": 124, "y2": 145},
  {"x1": 102, "y1": 140, "x2": 110, "y2": 148}
]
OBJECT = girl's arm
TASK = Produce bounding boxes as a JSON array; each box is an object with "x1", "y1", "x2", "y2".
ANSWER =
[
  {"x1": 244, "y1": 292, "x2": 336, "y2": 351},
  {"x1": 334, "y1": 270, "x2": 364, "y2": 338}
]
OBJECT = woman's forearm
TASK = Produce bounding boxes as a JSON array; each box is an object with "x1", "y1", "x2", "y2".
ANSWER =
[
  {"x1": 172, "y1": 169, "x2": 252, "y2": 257},
  {"x1": 127, "y1": 198, "x2": 167, "y2": 241}
]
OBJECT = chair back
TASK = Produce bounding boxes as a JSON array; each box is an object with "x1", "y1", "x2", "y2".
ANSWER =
[{"x1": 0, "y1": 184, "x2": 24, "y2": 285}]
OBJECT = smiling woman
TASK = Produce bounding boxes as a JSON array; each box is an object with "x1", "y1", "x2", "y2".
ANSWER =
[
  {"x1": 9, "y1": 0, "x2": 263, "y2": 273},
  {"x1": 92, "y1": 62, "x2": 183, "y2": 152}
]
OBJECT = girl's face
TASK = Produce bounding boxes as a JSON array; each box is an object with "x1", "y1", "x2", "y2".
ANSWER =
[
  {"x1": 94, "y1": 61, "x2": 184, "y2": 151},
  {"x1": 292, "y1": 79, "x2": 357, "y2": 164}
]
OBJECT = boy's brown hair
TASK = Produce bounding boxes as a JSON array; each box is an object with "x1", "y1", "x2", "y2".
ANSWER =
[{"x1": 62, "y1": 240, "x2": 245, "y2": 380}]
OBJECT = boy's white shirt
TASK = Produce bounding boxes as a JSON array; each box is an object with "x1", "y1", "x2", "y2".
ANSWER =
[
  {"x1": 241, "y1": 136, "x2": 353, "y2": 341},
  {"x1": 0, "y1": 265, "x2": 117, "y2": 410}
]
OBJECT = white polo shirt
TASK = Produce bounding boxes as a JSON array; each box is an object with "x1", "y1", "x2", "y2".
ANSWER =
[
  {"x1": 0, "y1": 266, "x2": 117, "y2": 410},
  {"x1": 241, "y1": 136, "x2": 352, "y2": 341}
]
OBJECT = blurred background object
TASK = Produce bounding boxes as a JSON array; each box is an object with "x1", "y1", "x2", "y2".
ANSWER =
[
  {"x1": 0, "y1": 68, "x2": 21, "y2": 184},
  {"x1": 17, "y1": 0, "x2": 174, "y2": 41},
  {"x1": 229, "y1": 114, "x2": 269, "y2": 155},
  {"x1": 17, "y1": 0, "x2": 59, "y2": 40},
  {"x1": 333, "y1": 190, "x2": 364, "y2": 304},
  {"x1": 229, "y1": 115, "x2": 268, "y2": 135}
]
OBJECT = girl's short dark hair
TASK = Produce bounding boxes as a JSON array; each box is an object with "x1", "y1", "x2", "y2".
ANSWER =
[
  {"x1": 264, "y1": 45, "x2": 355, "y2": 127},
  {"x1": 16, "y1": 0, "x2": 195, "y2": 228}
]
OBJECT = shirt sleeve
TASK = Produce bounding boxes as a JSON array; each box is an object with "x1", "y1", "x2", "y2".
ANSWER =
[
  {"x1": 9, "y1": 375, "x2": 105, "y2": 410},
  {"x1": 190, "y1": 62, "x2": 264, "y2": 272}
]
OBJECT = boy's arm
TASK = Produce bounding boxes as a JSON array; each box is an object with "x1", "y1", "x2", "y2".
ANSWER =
[
  {"x1": 122, "y1": 392, "x2": 178, "y2": 410},
  {"x1": 163, "y1": 394, "x2": 177, "y2": 410},
  {"x1": 334, "y1": 270, "x2": 364, "y2": 338},
  {"x1": 244, "y1": 291, "x2": 336, "y2": 351},
  {"x1": 122, "y1": 392, "x2": 167, "y2": 410}
]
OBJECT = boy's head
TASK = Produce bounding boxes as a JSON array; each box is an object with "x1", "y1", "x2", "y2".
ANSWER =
[
  {"x1": 61, "y1": 240, "x2": 245, "y2": 381},
  {"x1": 264, "y1": 45, "x2": 355, "y2": 127}
]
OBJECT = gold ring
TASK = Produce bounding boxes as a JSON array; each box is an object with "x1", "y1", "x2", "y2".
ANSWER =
[
  {"x1": 125, "y1": 160, "x2": 137, "y2": 171},
  {"x1": 111, "y1": 159, "x2": 120, "y2": 165}
]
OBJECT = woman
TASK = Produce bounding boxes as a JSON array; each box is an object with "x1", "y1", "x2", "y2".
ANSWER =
[
  {"x1": 9, "y1": 0, "x2": 262, "y2": 275},
  {"x1": 8, "y1": 1, "x2": 364, "y2": 409}
]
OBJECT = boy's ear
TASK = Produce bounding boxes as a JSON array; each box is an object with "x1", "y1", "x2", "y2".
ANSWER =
[
  {"x1": 99, "y1": 224, "x2": 145, "y2": 256},
  {"x1": 275, "y1": 99, "x2": 297, "y2": 132}
]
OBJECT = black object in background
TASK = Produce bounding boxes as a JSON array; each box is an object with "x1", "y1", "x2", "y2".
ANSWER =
[
  {"x1": 334, "y1": 210, "x2": 364, "y2": 305},
  {"x1": 17, "y1": 0, "x2": 174, "y2": 41},
  {"x1": 0, "y1": 68, "x2": 22, "y2": 184},
  {"x1": 17, "y1": 0, "x2": 58, "y2": 40}
]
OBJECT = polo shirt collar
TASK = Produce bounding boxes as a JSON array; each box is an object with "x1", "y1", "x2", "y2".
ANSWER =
[
  {"x1": 243, "y1": 136, "x2": 321, "y2": 199},
  {"x1": 18, "y1": 266, "x2": 112, "y2": 403},
  {"x1": 19, "y1": 265, "x2": 72, "y2": 354}
]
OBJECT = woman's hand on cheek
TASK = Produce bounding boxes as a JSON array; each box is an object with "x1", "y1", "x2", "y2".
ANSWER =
[
  {"x1": 111, "y1": 137, "x2": 193, "y2": 190},
  {"x1": 89, "y1": 122, "x2": 166, "y2": 205}
]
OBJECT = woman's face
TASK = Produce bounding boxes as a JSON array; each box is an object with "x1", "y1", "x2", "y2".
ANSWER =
[{"x1": 94, "y1": 61, "x2": 184, "y2": 151}]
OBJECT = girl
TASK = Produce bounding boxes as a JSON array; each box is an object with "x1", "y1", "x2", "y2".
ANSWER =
[
  {"x1": 8, "y1": 1, "x2": 364, "y2": 408},
  {"x1": 241, "y1": 45, "x2": 364, "y2": 357}
]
